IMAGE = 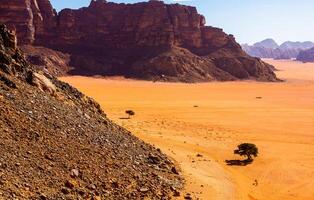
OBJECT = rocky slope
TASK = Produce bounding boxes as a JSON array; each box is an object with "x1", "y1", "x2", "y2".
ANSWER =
[
  {"x1": 21, "y1": 45, "x2": 71, "y2": 76},
  {"x1": 0, "y1": 0, "x2": 278, "y2": 82},
  {"x1": 242, "y1": 39, "x2": 314, "y2": 60},
  {"x1": 0, "y1": 24, "x2": 182, "y2": 199}
]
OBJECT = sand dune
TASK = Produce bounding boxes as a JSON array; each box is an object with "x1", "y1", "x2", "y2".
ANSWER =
[{"x1": 60, "y1": 59, "x2": 314, "y2": 200}]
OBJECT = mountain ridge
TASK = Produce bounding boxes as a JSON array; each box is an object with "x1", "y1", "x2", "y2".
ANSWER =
[{"x1": 242, "y1": 39, "x2": 314, "y2": 59}]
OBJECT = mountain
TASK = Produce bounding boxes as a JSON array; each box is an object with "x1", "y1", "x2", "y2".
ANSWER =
[
  {"x1": 280, "y1": 41, "x2": 314, "y2": 50},
  {"x1": 0, "y1": 24, "x2": 182, "y2": 199},
  {"x1": 0, "y1": 0, "x2": 278, "y2": 82},
  {"x1": 253, "y1": 39, "x2": 279, "y2": 49},
  {"x1": 297, "y1": 47, "x2": 314, "y2": 62},
  {"x1": 242, "y1": 39, "x2": 314, "y2": 59}
]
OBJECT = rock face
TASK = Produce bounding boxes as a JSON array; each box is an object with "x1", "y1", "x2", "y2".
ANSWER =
[
  {"x1": 0, "y1": 0, "x2": 56, "y2": 44},
  {"x1": 242, "y1": 39, "x2": 314, "y2": 60},
  {"x1": 297, "y1": 47, "x2": 314, "y2": 62},
  {"x1": 0, "y1": 24, "x2": 182, "y2": 199},
  {"x1": 21, "y1": 45, "x2": 71, "y2": 76},
  {"x1": 0, "y1": 0, "x2": 279, "y2": 82}
]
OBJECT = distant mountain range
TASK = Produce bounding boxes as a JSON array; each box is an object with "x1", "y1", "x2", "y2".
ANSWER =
[
  {"x1": 297, "y1": 48, "x2": 314, "y2": 62},
  {"x1": 242, "y1": 39, "x2": 314, "y2": 60}
]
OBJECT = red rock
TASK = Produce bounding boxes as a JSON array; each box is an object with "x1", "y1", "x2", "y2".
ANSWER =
[{"x1": 0, "y1": 0, "x2": 279, "y2": 82}]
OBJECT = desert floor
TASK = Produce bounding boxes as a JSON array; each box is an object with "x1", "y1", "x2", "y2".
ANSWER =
[{"x1": 60, "y1": 59, "x2": 314, "y2": 200}]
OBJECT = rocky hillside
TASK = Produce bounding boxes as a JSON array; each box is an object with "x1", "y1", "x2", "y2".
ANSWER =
[
  {"x1": 0, "y1": 0, "x2": 278, "y2": 82},
  {"x1": 242, "y1": 39, "x2": 314, "y2": 60},
  {"x1": 0, "y1": 24, "x2": 182, "y2": 199}
]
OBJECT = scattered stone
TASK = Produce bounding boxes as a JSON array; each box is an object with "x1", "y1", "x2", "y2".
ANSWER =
[
  {"x1": 39, "y1": 194, "x2": 47, "y2": 200},
  {"x1": 184, "y1": 193, "x2": 192, "y2": 200},
  {"x1": 148, "y1": 155, "x2": 161, "y2": 165},
  {"x1": 171, "y1": 167, "x2": 179, "y2": 175},
  {"x1": 77, "y1": 189, "x2": 86, "y2": 196},
  {"x1": 88, "y1": 184, "x2": 96, "y2": 190},
  {"x1": 173, "y1": 190, "x2": 181, "y2": 197},
  {"x1": 70, "y1": 169, "x2": 79, "y2": 178},
  {"x1": 65, "y1": 180, "x2": 77, "y2": 189},
  {"x1": 92, "y1": 196, "x2": 101, "y2": 200},
  {"x1": 61, "y1": 187, "x2": 70, "y2": 194},
  {"x1": 139, "y1": 187, "x2": 149, "y2": 192}
]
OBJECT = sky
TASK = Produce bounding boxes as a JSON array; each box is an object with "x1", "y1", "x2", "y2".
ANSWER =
[{"x1": 50, "y1": 0, "x2": 314, "y2": 45}]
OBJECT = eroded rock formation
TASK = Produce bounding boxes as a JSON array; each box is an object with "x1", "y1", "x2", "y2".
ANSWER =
[
  {"x1": 0, "y1": 0, "x2": 279, "y2": 82},
  {"x1": 0, "y1": 0, "x2": 55, "y2": 44}
]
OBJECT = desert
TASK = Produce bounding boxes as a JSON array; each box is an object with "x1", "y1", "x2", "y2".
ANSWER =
[
  {"x1": 61, "y1": 59, "x2": 314, "y2": 200},
  {"x1": 1, "y1": 0, "x2": 314, "y2": 199}
]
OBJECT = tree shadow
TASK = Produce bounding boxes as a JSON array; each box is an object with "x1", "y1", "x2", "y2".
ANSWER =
[
  {"x1": 225, "y1": 159, "x2": 253, "y2": 166},
  {"x1": 119, "y1": 117, "x2": 130, "y2": 120}
]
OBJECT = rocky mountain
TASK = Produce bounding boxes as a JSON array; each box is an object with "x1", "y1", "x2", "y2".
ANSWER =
[
  {"x1": 280, "y1": 41, "x2": 314, "y2": 50},
  {"x1": 0, "y1": 0, "x2": 278, "y2": 82},
  {"x1": 0, "y1": 24, "x2": 182, "y2": 199},
  {"x1": 253, "y1": 39, "x2": 279, "y2": 49},
  {"x1": 297, "y1": 47, "x2": 314, "y2": 62},
  {"x1": 242, "y1": 39, "x2": 314, "y2": 60}
]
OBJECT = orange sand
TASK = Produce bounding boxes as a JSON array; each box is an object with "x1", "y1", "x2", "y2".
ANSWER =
[{"x1": 60, "y1": 59, "x2": 314, "y2": 200}]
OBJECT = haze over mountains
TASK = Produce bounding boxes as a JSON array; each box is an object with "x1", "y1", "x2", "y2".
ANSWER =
[
  {"x1": 242, "y1": 39, "x2": 314, "y2": 60},
  {"x1": 0, "y1": 0, "x2": 278, "y2": 82}
]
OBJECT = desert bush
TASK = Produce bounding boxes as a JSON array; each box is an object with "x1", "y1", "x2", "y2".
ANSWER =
[{"x1": 234, "y1": 143, "x2": 258, "y2": 161}]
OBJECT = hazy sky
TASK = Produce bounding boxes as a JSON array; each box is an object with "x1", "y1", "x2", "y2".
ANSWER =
[{"x1": 50, "y1": 0, "x2": 314, "y2": 45}]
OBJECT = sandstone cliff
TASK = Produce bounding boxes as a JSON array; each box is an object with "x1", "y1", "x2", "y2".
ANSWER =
[
  {"x1": 0, "y1": 0, "x2": 279, "y2": 82},
  {"x1": 0, "y1": 0, "x2": 55, "y2": 44},
  {"x1": 0, "y1": 24, "x2": 182, "y2": 199}
]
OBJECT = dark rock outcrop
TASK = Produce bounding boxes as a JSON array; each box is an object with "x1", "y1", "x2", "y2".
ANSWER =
[
  {"x1": 0, "y1": 24, "x2": 183, "y2": 199},
  {"x1": 21, "y1": 45, "x2": 71, "y2": 76},
  {"x1": 0, "y1": 0, "x2": 278, "y2": 82}
]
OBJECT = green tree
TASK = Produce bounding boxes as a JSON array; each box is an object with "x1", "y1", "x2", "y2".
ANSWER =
[{"x1": 234, "y1": 143, "x2": 258, "y2": 161}]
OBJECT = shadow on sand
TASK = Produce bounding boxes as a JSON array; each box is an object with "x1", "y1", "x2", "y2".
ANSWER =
[
  {"x1": 225, "y1": 159, "x2": 253, "y2": 166},
  {"x1": 119, "y1": 117, "x2": 130, "y2": 120}
]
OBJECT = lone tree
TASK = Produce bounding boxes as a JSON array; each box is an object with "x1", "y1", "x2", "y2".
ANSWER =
[
  {"x1": 234, "y1": 143, "x2": 258, "y2": 161},
  {"x1": 125, "y1": 110, "x2": 135, "y2": 119}
]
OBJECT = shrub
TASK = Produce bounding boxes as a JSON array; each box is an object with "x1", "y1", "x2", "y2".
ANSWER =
[
  {"x1": 125, "y1": 110, "x2": 135, "y2": 119},
  {"x1": 234, "y1": 143, "x2": 258, "y2": 161}
]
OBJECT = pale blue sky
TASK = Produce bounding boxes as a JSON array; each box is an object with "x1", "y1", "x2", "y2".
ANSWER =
[{"x1": 50, "y1": 0, "x2": 314, "y2": 45}]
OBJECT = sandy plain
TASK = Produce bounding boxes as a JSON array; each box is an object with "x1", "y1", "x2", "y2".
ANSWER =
[{"x1": 60, "y1": 59, "x2": 314, "y2": 200}]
